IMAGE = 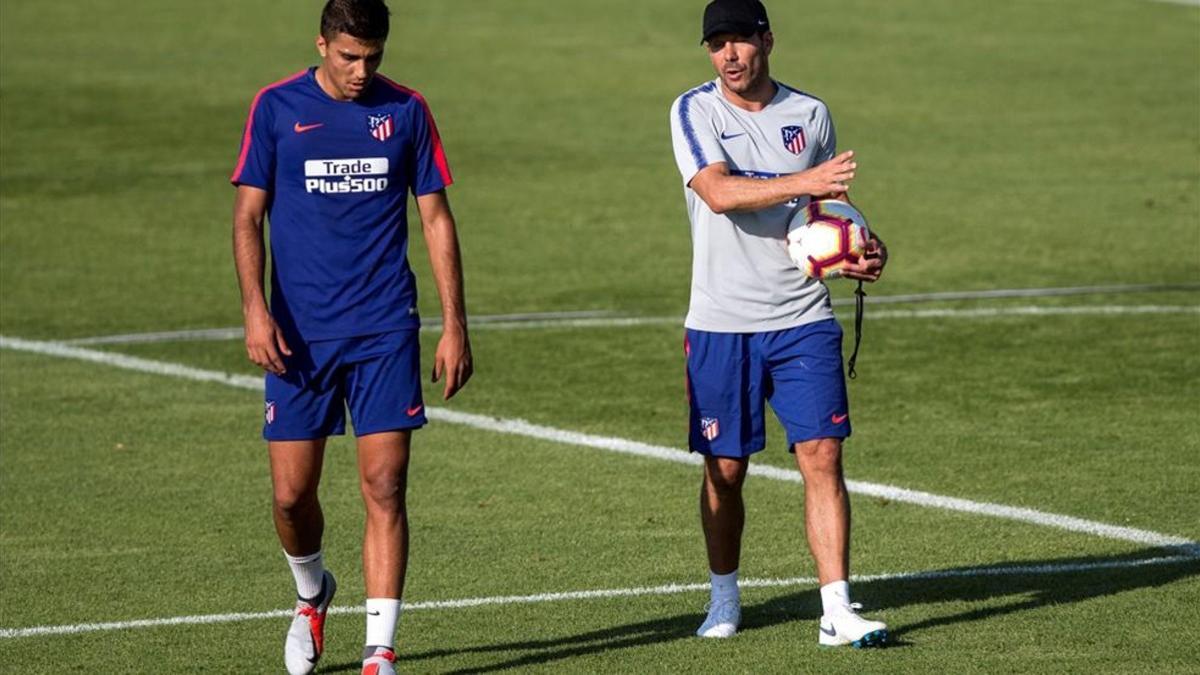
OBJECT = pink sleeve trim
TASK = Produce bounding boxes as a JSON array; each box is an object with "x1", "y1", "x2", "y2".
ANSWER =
[
  {"x1": 377, "y1": 76, "x2": 454, "y2": 187},
  {"x1": 230, "y1": 70, "x2": 308, "y2": 184}
]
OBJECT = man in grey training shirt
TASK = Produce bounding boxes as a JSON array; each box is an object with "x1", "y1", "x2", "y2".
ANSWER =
[{"x1": 669, "y1": 0, "x2": 890, "y2": 647}]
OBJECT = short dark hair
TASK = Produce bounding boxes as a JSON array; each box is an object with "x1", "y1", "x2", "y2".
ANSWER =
[{"x1": 320, "y1": 0, "x2": 391, "y2": 42}]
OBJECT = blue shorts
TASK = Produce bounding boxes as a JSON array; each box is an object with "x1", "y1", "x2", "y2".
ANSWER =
[
  {"x1": 263, "y1": 330, "x2": 426, "y2": 441},
  {"x1": 685, "y1": 319, "x2": 850, "y2": 458}
]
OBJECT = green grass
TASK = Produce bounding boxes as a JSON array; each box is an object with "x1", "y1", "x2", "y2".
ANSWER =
[{"x1": 2, "y1": 0, "x2": 1199, "y2": 672}]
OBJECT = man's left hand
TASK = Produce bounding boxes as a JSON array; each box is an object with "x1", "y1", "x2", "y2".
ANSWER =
[
  {"x1": 842, "y1": 237, "x2": 888, "y2": 282},
  {"x1": 432, "y1": 326, "x2": 473, "y2": 400}
]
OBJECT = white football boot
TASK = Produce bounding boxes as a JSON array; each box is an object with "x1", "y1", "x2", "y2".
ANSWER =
[
  {"x1": 695, "y1": 596, "x2": 741, "y2": 638},
  {"x1": 818, "y1": 602, "x2": 888, "y2": 648},
  {"x1": 285, "y1": 570, "x2": 337, "y2": 675},
  {"x1": 361, "y1": 646, "x2": 397, "y2": 675}
]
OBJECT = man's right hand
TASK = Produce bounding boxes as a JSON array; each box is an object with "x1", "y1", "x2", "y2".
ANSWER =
[
  {"x1": 796, "y1": 150, "x2": 856, "y2": 197},
  {"x1": 244, "y1": 307, "x2": 292, "y2": 375}
]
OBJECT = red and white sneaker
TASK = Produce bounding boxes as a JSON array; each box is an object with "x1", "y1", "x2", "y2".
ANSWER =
[
  {"x1": 284, "y1": 571, "x2": 337, "y2": 675},
  {"x1": 362, "y1": 646, "x2": 397, "y2": 675}
]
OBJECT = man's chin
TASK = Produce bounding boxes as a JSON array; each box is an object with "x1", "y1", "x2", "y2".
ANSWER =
[{"x1": 721, "y1": 77, "x2": 748, "y2": 94}]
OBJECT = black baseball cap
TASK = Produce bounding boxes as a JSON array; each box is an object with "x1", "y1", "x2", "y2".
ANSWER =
[{"x1": 701, "y1": 0, "x2": 770, "y2": 44}]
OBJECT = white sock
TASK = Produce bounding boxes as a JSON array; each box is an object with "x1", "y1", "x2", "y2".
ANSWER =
[
  {"x1": 820, "y1": 580, "x2": 851, "y2": 616},
  {"x1": 709, "y1": 569, "x2": 739, "y2": 602},
  {"x1": 365, "y1": 598, "x2": 402, "y2": 650},
  {"x1": 284, "y1": 550, "x2": 325, "y2": 601}
]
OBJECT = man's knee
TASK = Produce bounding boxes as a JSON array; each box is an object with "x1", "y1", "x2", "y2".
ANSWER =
[
  {"x1": 794, "y1": 438, "x2": 844, "y2": 475},
  {"x1": 273, "y1": 485, "x2": 319, "y2": 520},
  {"x1": 360, "y1": 470, "x2": 408, "y2": 511},
  {"x1": 705, "y1": 457, "x2": 748, "y2": 496}
]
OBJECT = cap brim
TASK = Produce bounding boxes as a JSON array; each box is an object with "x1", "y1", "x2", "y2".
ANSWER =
[{"x1": 701, "y1": 21, "x2": 766, "y2": 44}]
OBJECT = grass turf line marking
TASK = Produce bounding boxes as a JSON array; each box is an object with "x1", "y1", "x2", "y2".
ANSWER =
[
  {"x1": 2, "y1": 335, "x2": 1195, "y2": 552},
  {"x1": 422, "y1": 305, "x2": 1200, "y2": 331},
  {"x1": 53, "y1": 304, "x2": 1200, "y2": 342},
  {"x1": 2, "y1": 554, "x2": 1194, "y2": 639},
  {"x1": 57, "y1": 282, "x2": 1200, "y2": 345},
  {"x1": 424, "y1": 408, "x2": 1197, "y2": 550},
  {"x1": 854, "y1": 282, "x2": 1199, "y2": 305},
  {"x1": 866, "y1": 305, "x2": 1199, "y2": 319},
  {"x1": 61, "y1": 310, "x2": 619, "y2": 346}
]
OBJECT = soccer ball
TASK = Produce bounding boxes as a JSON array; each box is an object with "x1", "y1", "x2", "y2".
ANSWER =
[{"x1": 786, "y1": 199, "x2": 871, "y2": 280}]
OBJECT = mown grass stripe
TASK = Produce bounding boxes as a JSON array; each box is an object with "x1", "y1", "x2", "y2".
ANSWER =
[{"x1": 1, "y1": 335, "x2": 1194, "y2": 552}]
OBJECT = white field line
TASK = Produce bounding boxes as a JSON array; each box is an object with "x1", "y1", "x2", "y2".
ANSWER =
[
  {"x1": 418, "y1": 304, "x2": 1200, "y2": 331},
  {"x1": 63, "y1": 326, "x2": 247, "y2": 345},
  {"x1": 1, "y1": 335, "x2": 1195, "y2": 553},
  {"x1": 56, "y1": 304, "x2": 1200, "y2": 343},
  {"x1": 867, "y1": 304, "x2": 1199, "y2": 320},
  {"x1": 57, "y1": 283, "x2": 1200, "y2": 345},
  {"x1": 1151, "y1": 0, "x2": 1199, "y2": 6},
  {"x1": 62, "y1": 310, "x2": 619, "y2": 346},
  {"x1": 424, "y1": 304, "x2": 1199, "y2": 331},
  {"x1": 850, "y1": 282, "x2": 1200, "y2": 305},
  {"x1": 2, "y1": 554, "x2": 1194, "y2": 639},
  {"x1": 423, "y1": 408, "x2": 1197, "y2": 549}
]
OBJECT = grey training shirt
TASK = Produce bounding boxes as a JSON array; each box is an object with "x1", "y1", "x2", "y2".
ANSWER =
[{"x1": 670, "y1": 78, "x2": 837, "y2": 333}]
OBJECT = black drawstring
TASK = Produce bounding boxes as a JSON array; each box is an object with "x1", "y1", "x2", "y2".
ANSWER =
[{"x1": 847, "y1": 280, "x2": 865, "y2": 379}]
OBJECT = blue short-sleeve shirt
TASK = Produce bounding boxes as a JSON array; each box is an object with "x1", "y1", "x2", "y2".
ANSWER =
[{"x1": 231, "y1": 68, "x2": 452, "y2": 341}]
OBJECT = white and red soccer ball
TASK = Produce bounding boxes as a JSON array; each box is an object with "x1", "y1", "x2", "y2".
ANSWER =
[{"x1": 786, "y1": 199, "x2": 871, "y2": 280}]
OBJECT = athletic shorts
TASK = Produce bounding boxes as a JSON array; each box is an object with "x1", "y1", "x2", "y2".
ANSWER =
[
  {"x1": 263, "y1": 329, "x2": 426, "y2": 441},
  {"x1": 685, "y1": 319, "x2": 850, "y2": 458}
]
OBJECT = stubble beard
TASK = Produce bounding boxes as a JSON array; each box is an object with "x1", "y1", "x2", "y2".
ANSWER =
[{"x1": 723, "y1": 68, "x2": 765, "y2": 97}]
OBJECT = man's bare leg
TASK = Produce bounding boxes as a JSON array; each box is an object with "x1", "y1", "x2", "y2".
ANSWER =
[
  {"x1": 356, "y1": 430, "x2": 412, "y2": 655},
  {"x1": 269, "y1": 439, "x2": 328, "y2": 558},
  {"x1": 794, "y1": 437, "x2": 887, "y2": 646},
  {"x1": 271, "y1": 439, "x2": 337, "y2": 674},
  {"x1": 700, "y1": 456, "x2": 748, "y2": 574},
  {"x1": 792, "y1": 438, "x2": 849, "y2": 585},
  {"x1": 697, "y1": 456, "x2": 748, "y2": 638}
]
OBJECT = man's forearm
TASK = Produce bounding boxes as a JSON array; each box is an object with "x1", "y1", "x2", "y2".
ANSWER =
[
  {"x1": 423, "y1": 214, "x2": 468, "y2": 329},
  {"x1": 699, "y1": 172, "x2": 824, "y2": 214},
  {"x1": 691, "y1": 152, "x2": 855, "y2": 215},
  {"x1": 232, "y1": 217, "x2": 269, "y2": 316}
]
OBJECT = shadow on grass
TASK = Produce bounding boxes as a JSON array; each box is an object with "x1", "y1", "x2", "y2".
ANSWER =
[{"x1": 331, "y1": 546, "x2": 1199, "y2": 673}]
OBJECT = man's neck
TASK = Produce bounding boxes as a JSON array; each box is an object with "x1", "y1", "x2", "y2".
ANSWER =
[
  {"x1": 314, "y1": 67, "x2": 348, "y2": 102},
  {"x1": 720, "y1": 77, "x2": 777, "y2": 112}
]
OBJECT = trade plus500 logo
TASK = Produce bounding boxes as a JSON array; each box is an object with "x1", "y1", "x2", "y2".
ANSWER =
[{"x1": 304, "y1": 157, "x2": 389, "y2": 194}]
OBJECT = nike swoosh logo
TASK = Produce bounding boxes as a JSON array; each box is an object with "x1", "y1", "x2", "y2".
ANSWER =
[
  {"x1": 820, "y1": 623, "x2": 837, "y2": 637},
  {"x1": 367, "y1": 610, "x2": 381, "y2": 616},
  {"x1": 832, "y1": 413, "x2": 848, "y2": 424},
  {"x1": 720, "y1": 131, "x2": 746, "y2": 140},
  {"x1": 293, "y1": 122, "x2": 324, "y2": 133},
  {"x1": 407, "y1": 405, "x2": 424, "y2": 416}
]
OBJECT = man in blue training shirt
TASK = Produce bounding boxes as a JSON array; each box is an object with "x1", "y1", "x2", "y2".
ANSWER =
[{"x1": 230, "y1": 2, "x2": 471, "y2": 673}]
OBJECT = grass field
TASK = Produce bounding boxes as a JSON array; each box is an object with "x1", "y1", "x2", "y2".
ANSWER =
[{"x1": 2, "y1": 0, "x2": 1199, "y2": 672}]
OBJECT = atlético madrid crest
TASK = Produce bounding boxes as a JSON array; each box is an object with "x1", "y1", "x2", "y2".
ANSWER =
[
  {"x1": 265, "y1": 400, "x2": 276, "y2": 425},
  {"x1": 781, "y1": 125, "x2": 807, "y2": 155},
  {"x1": 368, "y1": 113, "x2": 394, "y2": 142},
  {"x1": 700, "y1": 416, "x2": 720, "y2": 441}
]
